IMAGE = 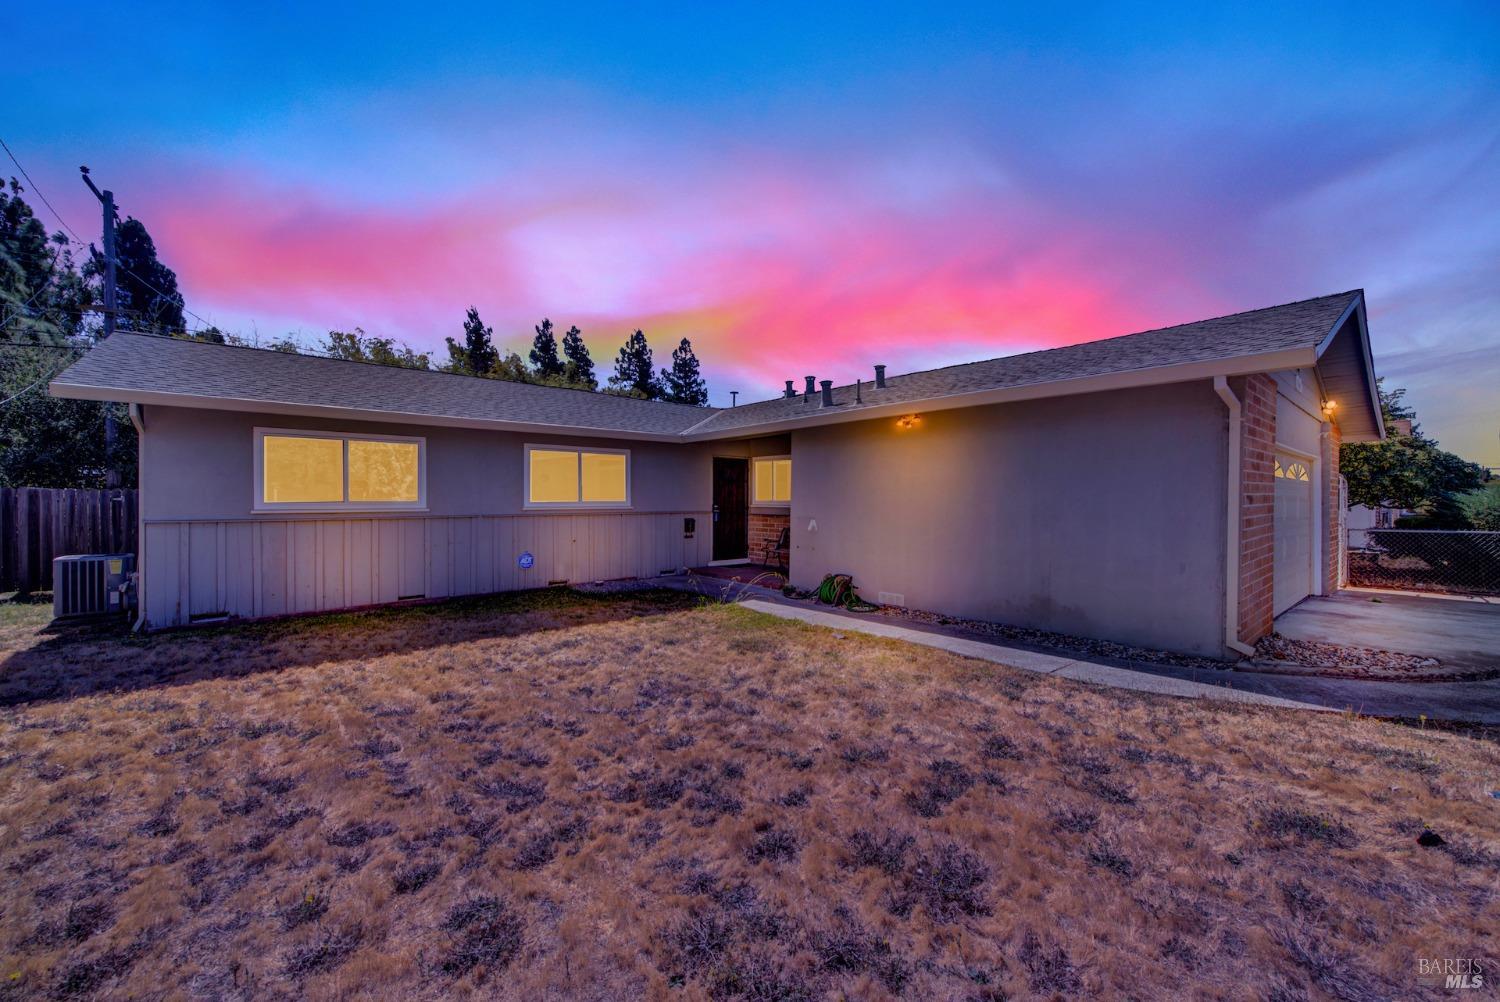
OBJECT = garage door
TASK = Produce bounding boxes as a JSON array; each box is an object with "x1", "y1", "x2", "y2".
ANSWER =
[{"x1": 1273, "y1": 453, "x2": 1314, "y2": 615}]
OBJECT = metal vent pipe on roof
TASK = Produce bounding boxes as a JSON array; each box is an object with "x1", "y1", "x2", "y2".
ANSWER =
[
  {"x1": 784, "y1": 380, "x2": 796, "y2": 399},
  {"x1": 820, "y1": 380, "x2": 834, "y2": 407},
  {"x1": 874, "y1": 364, "x2": 886, "y2": 388},
  {"x1": 804, "y1": 375, "x2": 816, "y2": 401}
]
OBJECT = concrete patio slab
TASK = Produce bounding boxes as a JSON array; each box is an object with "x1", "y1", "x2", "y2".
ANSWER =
[
  {"x1": 739, "y1": 600, "x2": 1331, "y2": 713},
  {"x1": 1275, "y1": 590, "x2": 1500, "y2": 676}
]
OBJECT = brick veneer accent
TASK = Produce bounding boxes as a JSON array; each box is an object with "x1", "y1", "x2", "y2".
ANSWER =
[
  {"x1": 1323, "y1": 420, "x2": 1342, "y2": 592},
  {"x1": 749, "y1": 511, "x2": 790, "y2": 565},
  {"x1": 1233, "y1": 374, "x2": 1277, "y2": 645}
]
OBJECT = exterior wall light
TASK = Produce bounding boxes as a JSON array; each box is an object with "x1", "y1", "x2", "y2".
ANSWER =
[
  {"x1": 1321, "y1": 399, "x2": 1338, "y2": 416},
  {"x1": 896, "y1": 414, "x2": 921, "y2": 430}
]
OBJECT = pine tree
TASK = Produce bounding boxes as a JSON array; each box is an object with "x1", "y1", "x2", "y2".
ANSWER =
[
  {"x1": 110, "y1": 217, "x2": 185, "y2": 333},
  {"x1": 530, "y1": 318, "x2": 564, "y2": 379},
  {"x1": 661, "y1": 337, "x2": 709, "y2": 406},
  {"x1": 449, "y1": 306, "x2": 498, "y2": 376},
  {"x1": 561, "y1": 325, "x2": 596, "y2": 390},
  {"x1": 607, "y1": 329, "x2": 661, "y2": 399}
]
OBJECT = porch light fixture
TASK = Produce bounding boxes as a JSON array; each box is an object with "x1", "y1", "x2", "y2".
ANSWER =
[
  {"x1": 1321, "y1": 398, "x2": 1338, "y2": 416},
  {"x1": 896, "y1": 414, "x2": 921, "y2": 430}
]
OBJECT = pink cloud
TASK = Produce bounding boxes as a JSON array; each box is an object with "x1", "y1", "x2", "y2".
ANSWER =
[{"x1": 136, "y1": 158, "x2": 1228, "y2": 398}]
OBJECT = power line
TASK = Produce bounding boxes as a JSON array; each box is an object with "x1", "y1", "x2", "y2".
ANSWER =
[
  {"x1": 0, "y1": 137, "x2": 86, "y2": 244},
  {"x1": 0, "y1": 361, "x2": 72, "y2": 407},
  {"x1": 0, "y1": 243, "x2": 65, "y2": 327},
  {"x1": 0, "y1": 340, "x2": 87, "y2": 352}
]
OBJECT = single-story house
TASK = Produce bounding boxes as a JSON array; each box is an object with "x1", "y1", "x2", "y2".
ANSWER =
[{"x1": 50, "y1": 289, "x2": 1383, "y2": 658}]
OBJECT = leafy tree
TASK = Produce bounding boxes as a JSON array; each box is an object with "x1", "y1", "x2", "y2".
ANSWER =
[
  {"x1": 493, "y1": 350, "x2": 531, "y2": 382},
  {"x1": 1461, "y1": 482, "x2": 1500, "y2": 531},
  {"x1": 0, "y1": 341, "x2": 136, "y2": 488},
  {"x1": 264, "y1": 335, "x2": 303, "y2": 354},
  {"x1": 607, "y1": 329, "x2": 661, "y2": 399},
  {"x1": 0, "y1": 181, "x2": 131, "y2": 487},
  {"x1": 529, "y1": 318, "x2": 564, "y2": 379},
  {"x1": 660, "y1": 336, "x2": 709, "y2": 406},
  {"x1": 1341, "y1": 379, "x2": 1484, "y2": 522},
  {"x1": 445, "y1": 306, "x2": 499, "y2": 376},
  {"x1": 322, "y1": 328, "x2": 431, "y2": 369},
  {"x1": 108, "y1": 216, "x2": 185, "y2": 334},
  {"x1": 1, "y1": 179, "x2": 55, "y2": 321},
  {"x1": 1, "y1": 180, "x2": 91, "y2": 342},
  {"x1": 561, "y1": 324, "x2": 595, "y2": 390}
]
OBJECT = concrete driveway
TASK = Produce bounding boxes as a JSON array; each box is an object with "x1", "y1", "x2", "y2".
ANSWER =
[{"x1": 1275, "y1": 588, "x2": 1500, "y2": 676}]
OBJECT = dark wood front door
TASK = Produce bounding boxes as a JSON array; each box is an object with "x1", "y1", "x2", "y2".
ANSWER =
[{"x1": 712, "y1": 457, "x2": 749, "y2": 561}]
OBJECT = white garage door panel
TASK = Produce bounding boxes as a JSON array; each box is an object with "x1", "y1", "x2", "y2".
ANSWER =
[{"x1": 1273, "y1": 454, "x2": 1314, "y2": 615}]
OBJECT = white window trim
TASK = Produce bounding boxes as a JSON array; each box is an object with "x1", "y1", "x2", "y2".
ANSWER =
[
  {"x1": 752, "y1": 454, "x2": 792, "y2": 507},
  {"x1": 253, "y1": 427, "x2": 428, "y2": 513},
  {"x1": 523, "y1": 443, "x2": 633, "y2": 510}
]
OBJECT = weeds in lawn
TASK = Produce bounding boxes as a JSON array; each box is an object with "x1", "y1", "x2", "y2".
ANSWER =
[
  {"x1": 437, "y1": 896, "x2": 523, "y2": 979},
  {"x1": 0, "y1": 588, "x2": 1495, "y2": 998},
  {"x1": 1258, "y1": 806, "x2": 1358, "y2": 849}
]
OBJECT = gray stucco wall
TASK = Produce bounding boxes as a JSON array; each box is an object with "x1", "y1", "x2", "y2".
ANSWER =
[
  {"x1": 786, "y1": 381, "x2": 1230, "y2": 656},
  {"x1": 140, "y1": 406, "x2": 788, "y2": 519},
  {"x1": 137, "y1": 405, "x2": 786, "y2": 627}
]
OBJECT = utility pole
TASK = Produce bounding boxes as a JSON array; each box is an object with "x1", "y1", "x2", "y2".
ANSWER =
[
  {"x1": 80, "y1": 167, "x2": 117, "y2": 338},
  {"x1": 81, "y1": 166, "x2": 120, "y2": 486}
]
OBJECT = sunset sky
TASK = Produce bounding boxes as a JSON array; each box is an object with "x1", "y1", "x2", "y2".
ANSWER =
[{"x1": 8, "y1": 3, "x2": 1499, "y2": 463}]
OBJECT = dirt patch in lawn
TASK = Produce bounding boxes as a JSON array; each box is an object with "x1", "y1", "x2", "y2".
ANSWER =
[{"x1": 1, "y1": 589, "x2": 1497, "y2": 1000}]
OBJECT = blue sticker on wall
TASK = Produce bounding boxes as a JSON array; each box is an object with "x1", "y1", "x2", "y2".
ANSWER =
[{"x1": 518, "y1": 551, "x2": 535, "y2": 570}]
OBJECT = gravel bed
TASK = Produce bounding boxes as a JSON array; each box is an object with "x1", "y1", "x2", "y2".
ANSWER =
[
  {"x1": 871, "y1": 605, "x2": 1231, "y2": 671},
  {"x1": 1243, "y1": 634, "x2": 1489, "y2": 681}
]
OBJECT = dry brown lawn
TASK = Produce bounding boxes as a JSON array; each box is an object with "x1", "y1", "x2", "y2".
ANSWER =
[{"x1": 0, "y1": 589, "x2": 1496, "y2": 1001}]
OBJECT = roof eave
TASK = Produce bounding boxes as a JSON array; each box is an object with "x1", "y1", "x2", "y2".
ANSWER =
[
  {"x1": 680, "y1": 346, "x2": 1320, "y2": 440},
  {"x1": 47, "y1": 382, "x2": 693, "y2": 443},
  {"x1": 1313, "y1": 291, "x2": 1385, "y2": 442}
]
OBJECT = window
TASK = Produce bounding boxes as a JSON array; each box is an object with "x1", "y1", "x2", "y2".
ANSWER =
[
  {"x1": 525, "y1": 445, "x2": 630, "y2": 507},
  {"x1": 255, "y1": 429, "x2": 424, "y2": 511},
  {"x1": 1274, "y1": 459, "x2": 1309, "y2": 482},
  {"x1": 753, "y1": 456, "x2": 792, "y2": 504}
]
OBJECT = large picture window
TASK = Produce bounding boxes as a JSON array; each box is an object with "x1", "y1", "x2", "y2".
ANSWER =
[
  {"x1": 753, "y1": 456, "x2": 792, "y2": 505},
  {"x1": 525, "y1": 445, "x2": 630, "y2": 508},
  {"x1": 255, "y1": 429, "x2": 425, "y2": 511}
]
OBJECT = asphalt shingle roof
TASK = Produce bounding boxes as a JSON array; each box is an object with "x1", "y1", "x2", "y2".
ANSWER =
[
  {"x1": 51, "y1": 333, "x2": 716, "y2": 436},
  {"x1": 50, "y1": 291, "x2": 1361, "y2": 439},
  {"x1": 690, "y1": 290, "x2": 1361, "y2": 435}
]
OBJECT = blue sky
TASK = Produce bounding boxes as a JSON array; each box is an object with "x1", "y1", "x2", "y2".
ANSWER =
[{"x1": 6, "y1": 2, "x2": 1499, "y2": 461}]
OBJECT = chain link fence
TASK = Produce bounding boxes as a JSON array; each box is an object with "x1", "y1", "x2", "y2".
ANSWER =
[{"x1": 1347, "y1": 529, "x2": 1500, "y2": 597}]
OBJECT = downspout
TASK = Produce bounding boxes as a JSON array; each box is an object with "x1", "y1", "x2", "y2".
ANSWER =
[
  {"x1": 1212, "y1": 378, "x2": 1256, "y2": 657},
  {"x1": 128, "y1": 403, "x2": 147, "y2": 633}
]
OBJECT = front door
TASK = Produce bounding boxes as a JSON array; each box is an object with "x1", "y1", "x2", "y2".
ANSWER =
[{"x1": 712, "y1": 457, "x2": 749, "y2": 561}]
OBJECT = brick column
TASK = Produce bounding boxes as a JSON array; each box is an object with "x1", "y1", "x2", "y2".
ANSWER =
[
  {"x1": 1233, "y1": 374, "x2": 1277, "y2": 645},
  {"x1": 1323, "y1": 420, "x2": 1342, "y2": 593}
]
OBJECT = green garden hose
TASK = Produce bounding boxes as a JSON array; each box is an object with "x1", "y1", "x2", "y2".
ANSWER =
[{"x1": 815, "y1": 573, "x2": 880, "y2": 612}]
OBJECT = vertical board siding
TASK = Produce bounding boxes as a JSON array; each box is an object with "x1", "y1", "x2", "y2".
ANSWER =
[
  {"x1": 142, "y1": 511, "x2": 710, "y2": 628},
  {"x1": 0, "y1": 488, "x2": 139, "y2": 593}
]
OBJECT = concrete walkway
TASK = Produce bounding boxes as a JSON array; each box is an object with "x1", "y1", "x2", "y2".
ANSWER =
[
  {"x1": 736, "y1": 600, "x2": 1332, "y2": 714},
  {"x1": 1275, "y1": 589, "x2": 1500, "y2": 676},
  {"x1": 655, "y1": 574, "x2": 1500, "y2": 723}
]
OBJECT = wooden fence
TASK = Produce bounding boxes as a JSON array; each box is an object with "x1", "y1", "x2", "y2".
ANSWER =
[{"x1": 0, "y1": 488, "x2": 138, "y2": 594}]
